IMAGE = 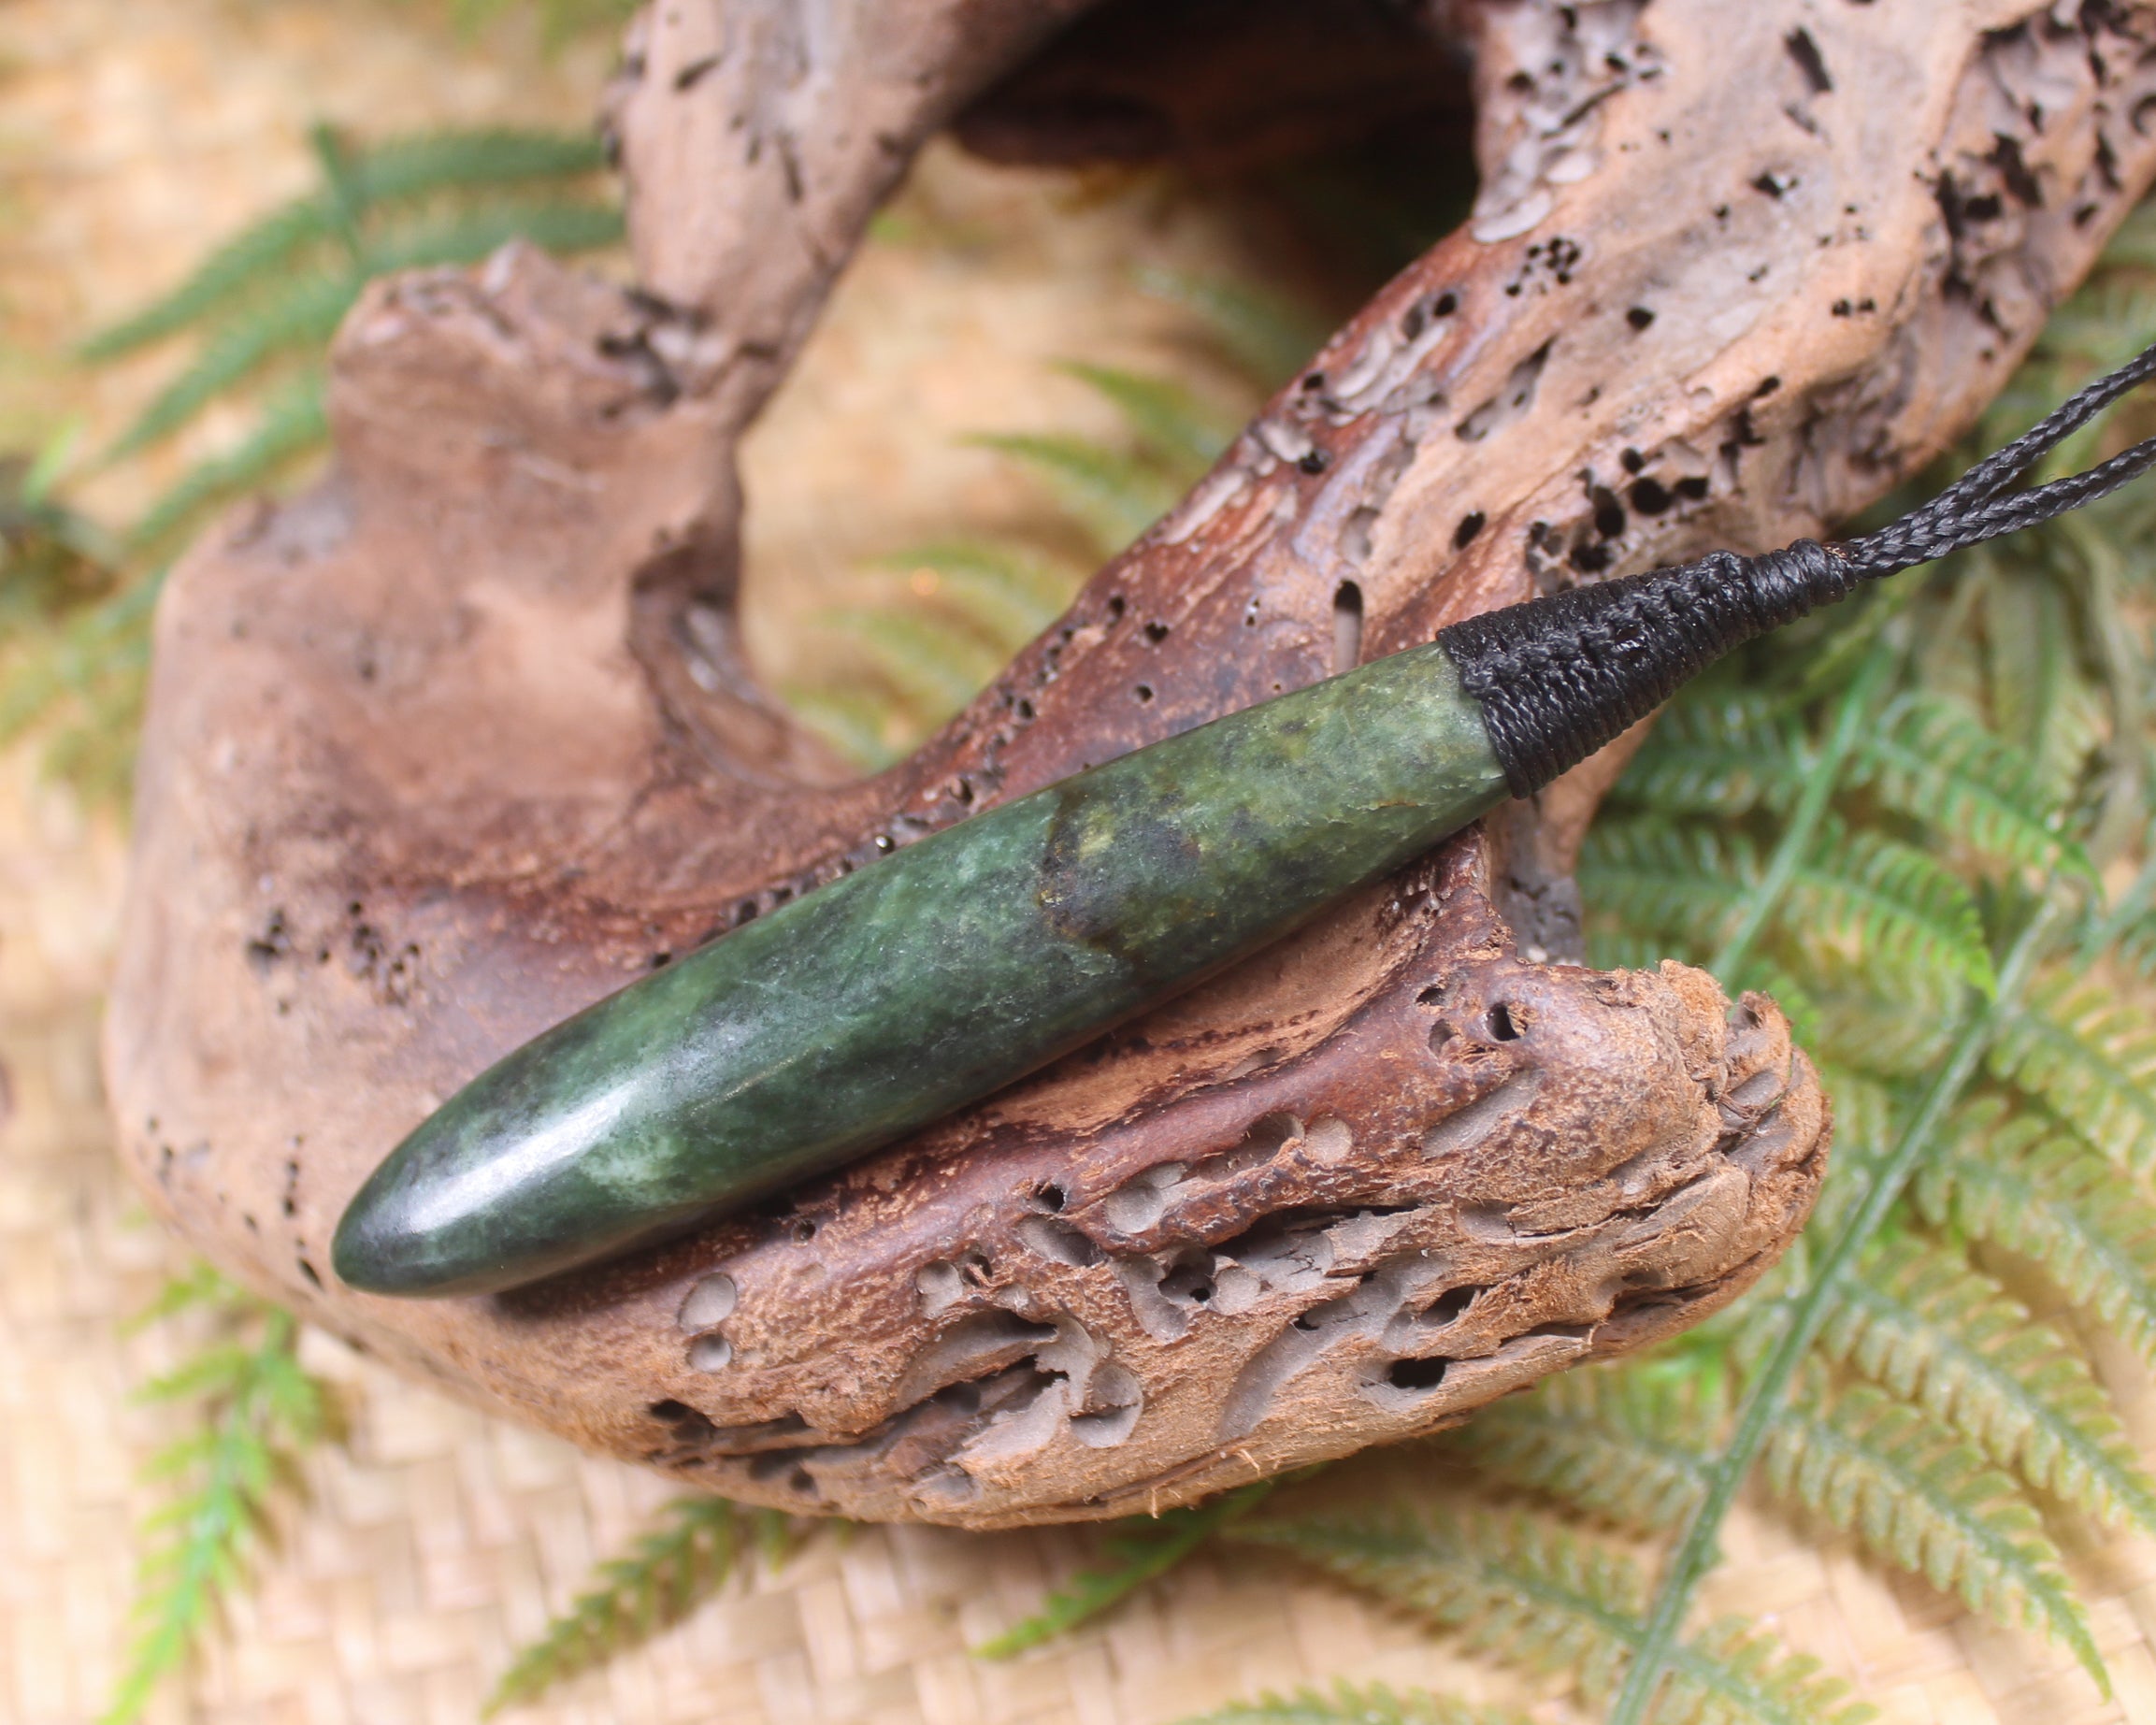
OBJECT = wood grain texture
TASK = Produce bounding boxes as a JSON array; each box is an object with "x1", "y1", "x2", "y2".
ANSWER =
[{"x1": 104, "y1": 0, "x2": 2156, "y2": 1527}]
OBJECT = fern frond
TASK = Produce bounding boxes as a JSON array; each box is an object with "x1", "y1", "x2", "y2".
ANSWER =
[
  {"x1": 1056, "y1": 361, "x2": 1234, "y2": 475},
  {"x1": 78, "y1": 128, "x2": 611, "y2": 359},
  {"x1": 1980, "y1": 571, "x2": 2106, "y2": 800},
  {"x1": 363, "y1": 198, "x2": 625, "y2": 275},
  {"x1": 1577, "y1": 821, "x2": 1749, "y2": 956},
  {"x1": 1610, "y1": 691, "x2": 1803, "y2": 817},
  {"x1": 886, "y1": 539, "x2": 1080, "y2": 611},
  {"x1": 120, "y1": 1258, "x2": 234, "y2": 1330},
  {"x1": 875, "y1": 540, "x2": 1079, "y2": 650},
  {"x1": 1585, "y1": 928, "x2": 1688, "y2": 973},
  {"x1": 1241, "y1": 1509, "x2": 1635, "y2": 1702},
  {"x1": 1850, "y1": 692, "x2": 2091, "y2": 879},
  {"x1": 0, "y1": 570, "x2": 158, "y2": 798},
  {"x1": 1986, "y1": 975, "x2": 2156, "y2": 1176},
  {"x1": 1668, "y1": 1617, "x2": 1876, "y2": 1725},
  {"x1": 350, "y1": 126, "x2": 611, "y2": 203},
  {"x1": 976, "y1": 1479, "x2": 1279, "y2": 1658},
  {"x1": 1915, "y1": 1113, "x2": 2156, "y2": 1367},
  {"x1": 484, "y1": 1497, "x2": 793, "y2": 1717},
  {"x1": 440, "y1": 0, "x2": 640, "y2": 47},
  {"x1": 783, "y1": 683, "x2": 906, "y2": 769},
  {"x1": 1443, "y1": 1363, "x2": 1714, "y2": 1535},
  {"x1": 968, "y1": 431, "x2": 1181, "y2": 557},
  {"x1": 1239, "y1": 1509, "x2": 1872, "y2": 1725},
  {"x1": 1786, "y1": 824, "x2": 1994, "y2": 994},
  {"x1": 1763, "y1": 1381, "x2": 2102, "y2": 1686},
  {"x1": 1132, "y1": 266, "x2": 1325, "y2": 388},
  {"x1": 815, "y1": 609, "x2": 1006, "y2": 724},
  {"x1": 1799, "y1": 971, "x2": 1964, "y2": 1081},
  {"x1": 2113, "y1": 904, "x2": 2156, "y2": 983},
  {"x1": 1581, "y1": 819, "x2": 1991, "y2": 991},
  {"x1": 1814, "y1": 1064, "x2": 1897, "y2": 1168},
  {"x1": 102, "y1": 277, "x2": 356, "y2": 463},
  {"x1": 1729, "y1": 956, "x2": 1827, "y2": 1051},
  {"x1": 1818, "y1": 1233, "x2": 2156, "y2": 1536},
  {"x1": 125, "y1": 377, "x2": 329, "y2": 561},
  {"x1": 78, "y1": 203, "x2": 344, "y2": 359},
  {"x1": 1176, "y1": 1683, "x2": 1532, "y2": 1725},
  {"x1": 104, "y1": 1287, "x2": 328, "y2": 1725}
]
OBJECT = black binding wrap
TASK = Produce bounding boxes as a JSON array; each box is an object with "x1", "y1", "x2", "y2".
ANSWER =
[{"x1": 1439, "y1": 335, "x2": 2156, "y2": 799}]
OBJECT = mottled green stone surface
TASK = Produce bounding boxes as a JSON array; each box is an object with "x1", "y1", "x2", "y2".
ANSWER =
[{"x1": 331, "y1": 643, "x2": 1507, "y2": 1297}]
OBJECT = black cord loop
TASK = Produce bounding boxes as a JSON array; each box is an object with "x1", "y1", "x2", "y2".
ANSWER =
[{"x1": 1440, "y1": 337, "x2": 2156, "y2": 798}]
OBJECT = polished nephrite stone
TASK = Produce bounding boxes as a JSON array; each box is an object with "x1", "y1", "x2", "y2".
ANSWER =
[{"x1": 331, "y1": 643, "x2": 1507, "y2": 1298}]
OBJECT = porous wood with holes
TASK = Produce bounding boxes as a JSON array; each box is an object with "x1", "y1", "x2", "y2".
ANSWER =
[{"x1": 102, "y1": 0, "x2": 2156, "y2": 1529}]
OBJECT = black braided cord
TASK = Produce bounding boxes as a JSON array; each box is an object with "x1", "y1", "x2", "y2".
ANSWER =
[{"x1": 1439, "y1": 338, "x2": 2156, "y2": 798}]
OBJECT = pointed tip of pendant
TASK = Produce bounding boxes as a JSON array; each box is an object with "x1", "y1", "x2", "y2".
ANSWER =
[{"x1": 329, "y1": 1129, "x2": 522, "y2": 1300}]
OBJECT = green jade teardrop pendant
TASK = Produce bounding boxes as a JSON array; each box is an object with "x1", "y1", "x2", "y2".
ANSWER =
[
  {"x1": 333, "y1": 336, "x2": 2156, "y2": 1298},
  {"x1": 333, "y1": 646, "x2": 1507, "y2": 1297}
]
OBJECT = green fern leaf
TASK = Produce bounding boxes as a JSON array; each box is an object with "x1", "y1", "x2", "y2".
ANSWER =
[
  {"x1": 77, "y1": 127, "x2": 611, "y2": 362},
  {"x1": 1132, "y1": 267, "x2": 1326, "y2": 389},
  {"x1": 0, "y1": 572, "x2": 159, "y2": 802},
  {"x1": 874, "y1": 540, "x2": 1080, "y2": 651},
  {"x1": 1787, "y1": 824, "x2": 1995, "y2": 994},
  {"x1": 886, "y1": 539, "x2": 1080, "y2": 611},
  {"x1": 1818, "y1": 1233, "x2": 2156, "y2": 1536},
  {"x1": 1443, "y1": 1364, "x2": 1714, "y2": 1535},
  {"x1": 484, "y1": 1497, "x2": 793, "y2": 1717},
  {"x1": 103, "y1": 1280, "x2": 328, "y2": 1725},
  {"x1": 2113, "y1": 904, "x2": 2156, "y2": 983},
  {"x1": 1986, "y1": 975, "x2": 2156, "y2": 1175},
  {"x1": 814, "y1": 608, "x2": 1007, "y2": 726},
  {"x1": 1056, "y1": 361, "x2": 1234, "y2": 476},
  {"x1": 121, "y1": 1258, "x2": 233, "y2": 1330},
  {"x1": 1241, "y1": 1509, "x2": 1636, "y2": 1703},
  {"x1": 1577, "y1": 821, "x2": 1750, "y2": 956},
  {"x1": 1849, "y1": 691, "x2": 2091, "y2": 879},
  {"x1": 1239, "y1": 1509, "x2": 1872, "y2": 1725},
  {"x1": 364, "y1": 198, "x2": 625, "y2": 275},
  {"x1": 1581, "y1": 819, "x2": 1991, "y2": 991},
  {"x1": 1979, "y1": 571, "x2": 2106, "y2": 800},
  {"x1": 977, "y1": 1479, "x2": 1279, "y2": 1658},
  {"x1": 125, "y1": 376, "x2": 330, "y2": 561},
  {"x1": 350, "y1": 126, "x2": 611, "y2": 203},
  {"x1": 969, "y1": 431, "x2": 1182, "y2": 558},
  {"x1": 77, "y1": 202, "x2": 344, "y2": 359},
  {"x1": 783, "y1": 683, "x2": 907, "y2": 769},
  {"x1": 440, "y1": 0, "x2": 640, "y2": 46},
  {"x1": 1583, "y1": 928, "x2": 1686, "y2": 973},
  {"x1": 102, "y1": 277, "x2": 357, "y2": 463},
  {"x1": 1915, "y1": 1112, "x2": 2156, "y2": 1368},
  {"x1": 1665, "y1": 1617, "x2": 1877, "y2": 1725},
  {"x1": 1729, "y1": 956, "x2": 1828, "y2": 1050},
  {"x1": 1763, "y1": 1380, "x2": 2103, "y2": 1686},
  {"x1": 1798, "y1": 970, "x2": 1965, "y2": 1081},
  {"x1": 1175, "y1": 1683, "x2": 1533, "y2": 1725},
  {"x1": 1610, "y1": 691, "x2": 1803, "y2": 818}
]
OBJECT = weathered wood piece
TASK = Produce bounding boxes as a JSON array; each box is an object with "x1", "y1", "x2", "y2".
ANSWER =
[{"x1": 106, "y1": 0, "x2": 2156, "y2": 1528}]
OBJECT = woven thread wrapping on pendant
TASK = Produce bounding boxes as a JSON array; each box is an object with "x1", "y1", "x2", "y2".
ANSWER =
[
  {"x1": 1438, "y1": 337, "x2": 2156, "y2": 801},
  {"x1": 1438, "y1": 539, "x2": 1854, "y2": 798}
]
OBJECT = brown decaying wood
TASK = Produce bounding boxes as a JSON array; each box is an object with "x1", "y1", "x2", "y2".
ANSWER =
[{"x1": 101, "y1": 0, "x2": 2156, "y2": 1529}]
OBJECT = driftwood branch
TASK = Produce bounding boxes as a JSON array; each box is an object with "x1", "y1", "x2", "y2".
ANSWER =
[{"x1": 106, "y1": 0, "x2": 2156, "y2": 1528}]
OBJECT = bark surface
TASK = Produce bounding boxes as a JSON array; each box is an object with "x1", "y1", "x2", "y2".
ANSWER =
[{"x1": 106, "y1": 0, "x2": 2156, "y2": 1528}]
